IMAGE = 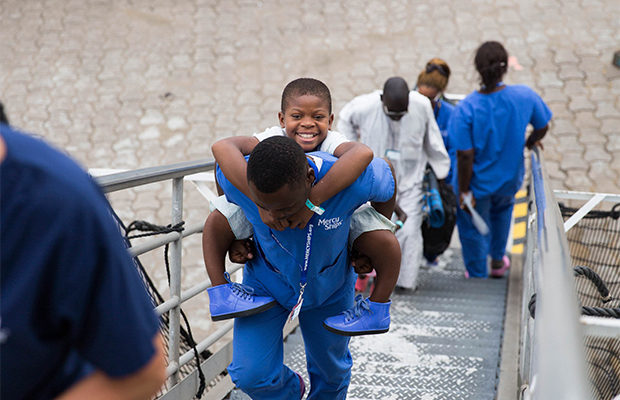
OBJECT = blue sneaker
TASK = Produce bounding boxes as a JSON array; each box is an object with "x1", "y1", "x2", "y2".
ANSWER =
[
  {"x1": 207, "y1": 272, "x2": 277, "y2": 321},
  {"x1": 323, "y1": 294, "x2": 391, "y2": 336}
]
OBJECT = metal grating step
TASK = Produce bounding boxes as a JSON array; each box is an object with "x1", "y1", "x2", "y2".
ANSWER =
[{"x1": 231, "y1": 248, "x2": 509, "y2": 399}]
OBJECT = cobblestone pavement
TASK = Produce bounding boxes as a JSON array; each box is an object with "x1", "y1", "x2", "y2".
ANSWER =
[{"x1": 1, "y1": 0, "x2": 619, "y2": 337}]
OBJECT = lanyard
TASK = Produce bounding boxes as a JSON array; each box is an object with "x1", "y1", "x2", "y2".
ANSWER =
[{"x1": 270, "y1": 223, "x2": 314, "y2": 294}]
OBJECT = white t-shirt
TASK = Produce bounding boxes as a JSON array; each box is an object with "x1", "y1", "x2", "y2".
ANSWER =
[{"x1": 253, "y1": 126, "x2": 348, "y2": 155}]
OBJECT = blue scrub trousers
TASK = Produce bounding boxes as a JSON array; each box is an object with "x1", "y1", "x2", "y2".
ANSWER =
[
  {"x1": 227, "y1": 280, "x2": 354, "y2": 399},
  {"x1": 456, "y1": 193, "x2": 515, "y2": 278}
]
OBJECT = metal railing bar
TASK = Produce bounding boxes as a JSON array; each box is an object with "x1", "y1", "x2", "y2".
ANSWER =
[
  {"x1": 553, "y1": 190, "x2": 620, "y2": 203},
  {"x1": 166, "y1": 321, "x2": 235, "y2": 377},
  {"x1": 155, "y1": 264, "x2": 244, "y2": 316},
  {"x1": 129, "y1": 223, "x2": 203, "y2": 257},
  {"x1": 580, "y1": 316, "x2": 620, "y2": 338},
  {"x1": 563, "y1": 193, "x2": 606, "y2": 232},
  {"x1": 166, "y1": 178, "x2": 184, "y2": 385},
  {"x1": 96, "y1": 159, "x2": 215, "y2": 193},
  {"x1": 530, "y1": 149, "x2": 591, "y2": 400}
]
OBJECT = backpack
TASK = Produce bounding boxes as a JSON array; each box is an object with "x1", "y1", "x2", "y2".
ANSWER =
[{"x1": 421, "y1": 166, "x2": 457, "y2": 262}]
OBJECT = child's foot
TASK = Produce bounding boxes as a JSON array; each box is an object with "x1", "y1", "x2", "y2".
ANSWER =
[
  {"x1": 490, "y1": 255, "x2": 510, "y2": 278},
  {"x1": 207, "y1": 272, "x2": 277, "y2": 321},
  {"x1": 322, "y1": 294, "x2": 390, "y2": 336}
]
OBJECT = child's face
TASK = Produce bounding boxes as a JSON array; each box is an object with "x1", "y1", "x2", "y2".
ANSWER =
[{"x1": 278, "y1": 94, "x2": 334, "y2": 152}]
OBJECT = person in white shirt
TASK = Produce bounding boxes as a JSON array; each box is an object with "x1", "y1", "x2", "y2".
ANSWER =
[{"x1": 338, "y1": 77, "x2": 450, "y2": 291}]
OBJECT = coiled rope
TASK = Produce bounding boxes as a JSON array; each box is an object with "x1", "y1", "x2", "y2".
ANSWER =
[{"x1": 528, "y1": 266, "x2": 617, "y2": 319}]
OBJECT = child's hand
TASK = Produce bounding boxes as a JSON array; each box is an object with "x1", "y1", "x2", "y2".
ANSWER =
[
  {"x1": 350, "y1": 248, "x2": 374, "y2": 274},
  {"x1": 228, "y1": 239, "x2": 254, "y2": 264},
  {"x1": 287, "y1": 206, "x2": 314, "y2": 230}
]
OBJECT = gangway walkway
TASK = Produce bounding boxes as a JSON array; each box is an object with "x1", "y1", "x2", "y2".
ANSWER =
[{"x1": 230, "y1": 249, "x2": 509, "y2": 400}]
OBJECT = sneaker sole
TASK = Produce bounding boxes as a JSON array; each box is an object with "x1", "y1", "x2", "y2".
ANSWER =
[
  {"x1": 322, "y1": 322, "x2": 389, "y2": 336},
  {"x1": 211, "y1": 299, "x2": 278, "y2": 321}
]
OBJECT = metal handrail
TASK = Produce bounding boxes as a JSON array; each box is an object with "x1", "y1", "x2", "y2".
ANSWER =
[
  {"x1": 520, "y1": 148, "x2": 591, "y2": 399},
  {"x1": 95, "y1": 159, "x2": 297, "y2": 399},
  {"x1": 96, "y1": 159, "x2": 215, "y2": 193}
]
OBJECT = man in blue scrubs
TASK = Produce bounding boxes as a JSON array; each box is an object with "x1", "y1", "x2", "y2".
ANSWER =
[
  {"x1": 0, "y1": 114, "x2": 165, "y2": 399},
  {"x1": 202, "y1": 136, "x2": 396, "y2": 399}
]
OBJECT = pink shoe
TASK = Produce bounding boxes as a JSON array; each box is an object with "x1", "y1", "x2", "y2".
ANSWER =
[
  {"x1": 464, "y1": 269, "x2": 470, "y2": 279},
  {"x1": 490, "y1": 255, "x2": 510, "y2": 278},
  {"x1": 295, "y1": 371, "x2": 305, "y2": 399},
  {"x1": 355, "y1": 275, "x2": 369, "y2": 292}
]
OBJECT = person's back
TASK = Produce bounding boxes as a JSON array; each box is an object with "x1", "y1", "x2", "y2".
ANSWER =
[
  {"x1": 451, "y1": 84, "x2": 550, "y2": 198},
  {"x1": 1, "y1": 124, "x2": 165, "y2": 399}
]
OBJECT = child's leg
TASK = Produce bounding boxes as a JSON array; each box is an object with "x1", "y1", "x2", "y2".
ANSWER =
[{"x1": 352, "y1": 230, "x2": 400, "y2": 303}]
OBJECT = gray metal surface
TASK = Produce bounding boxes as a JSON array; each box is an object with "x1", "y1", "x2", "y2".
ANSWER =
[{"x1": 231, "y1": 248, "x2": 508, "y2": 400}]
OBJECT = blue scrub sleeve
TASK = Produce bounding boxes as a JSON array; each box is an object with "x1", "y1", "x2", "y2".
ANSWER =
[
  {"x1": 448, "y1": 105, "x2": 474, "y2": 151},
  {"x1": 365, "y1": 158, "x2": 396, "y2": 203},
  {"x1": 529, "y1": 92, "x2": 553, "y2": 130},
  {"x1": 61, "y1": 194, "x2": 160, "y2": 378}
]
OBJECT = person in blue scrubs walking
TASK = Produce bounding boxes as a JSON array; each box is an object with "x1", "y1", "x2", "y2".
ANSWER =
[
  {"x1": 416, "y1": 58, "x2": 456, "y2": 183},
  {"x1": 449, "y1": 41, "x2": 552, "y2": 278},
  {"x1": 202, "y1": 136, "x2": 396, "y2": 399}
]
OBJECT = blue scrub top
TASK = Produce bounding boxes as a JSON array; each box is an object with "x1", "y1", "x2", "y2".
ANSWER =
[
  {"x1": 448, "y1": 85, "x2": 552, "y2": 198},
  {"x1": 1, "y1": 126, "x2": 160, "y2": 399},
  {"x1": 435, "y1": 99, "x2": 455, "y2": 182},
  {"x1": 217, "y1": 153, "x2": 395, "y2": 310}
]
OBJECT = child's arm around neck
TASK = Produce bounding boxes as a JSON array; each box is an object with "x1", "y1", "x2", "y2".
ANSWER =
[
  {"x1": 311, "y1": 141, "x2": 373, "y2": 205},
  {"x1": 211, "y1": 136, "x2": 259, "y2": 198},
  {"x1": 288, "y1": 140, "x2": 373, "y2": 229}
]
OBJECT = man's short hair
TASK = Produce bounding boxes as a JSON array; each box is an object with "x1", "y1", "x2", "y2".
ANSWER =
[
  {"x1": 0, "y1": 101, "x2": 9, "y2": 125},
  {"x1": 382, "y1": 77, "x2": 409, "y2": 111},
  {"x1": 247, "y1": 136, "x2": 308, "y2": 193},
  {"x1": 281, "y1": 78, "x2": 332, "y2": 114}
]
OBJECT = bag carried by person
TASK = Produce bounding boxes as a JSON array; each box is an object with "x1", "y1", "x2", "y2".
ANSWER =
[{"x1": 421, "y1": 166, "x2": 457, "y2": 262}]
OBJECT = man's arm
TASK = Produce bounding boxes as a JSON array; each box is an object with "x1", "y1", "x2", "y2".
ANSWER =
[
  {"x1": 421, "y1": 99, "x2": 450, "y2": 180},
  {"x1": 57, "y1": 334, "x2": 166, "y2": 400},
  {"x1": 211, "y1": 136, "x2": 259, "y2": 198}
]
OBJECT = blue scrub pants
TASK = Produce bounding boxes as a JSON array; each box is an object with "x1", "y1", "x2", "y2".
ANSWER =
[
  {"x1": 227, "y1": 280, "x2": 354, "y2": 399},
  {"x1": 456, "y1": 193, "x2": 515, "y2": 278}
]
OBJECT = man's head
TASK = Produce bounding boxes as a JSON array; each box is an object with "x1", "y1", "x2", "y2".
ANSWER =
[
  {"x1": 279, "y1": 78, "x2": 334, "y2": 152},
  {"x1": 0, "y1": 101, "x2": 9, "y2": 125},
  {"x1": 247, "y1": 136, "x2": 315, "y2": 223},
  {"x1": 381, "y1": 77, "x2": 409, "y2": 121}
]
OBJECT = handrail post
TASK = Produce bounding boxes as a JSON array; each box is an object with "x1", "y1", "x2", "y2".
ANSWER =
[{"x1": 167, "y1": 177, "x2": 184, "y2": 385}]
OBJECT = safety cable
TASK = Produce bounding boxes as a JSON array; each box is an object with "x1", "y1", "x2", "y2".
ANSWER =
[
  {"x1": 529, "y1": 265, "x2": 616, "y2": 319},
  {"x1": 114, "y1": 214, "x2": 206, "y2": 398}
]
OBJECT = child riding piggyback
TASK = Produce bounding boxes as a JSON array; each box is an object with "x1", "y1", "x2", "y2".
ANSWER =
[{"x1": 206, "y1": 78, "x2": 401, "y2": 336}]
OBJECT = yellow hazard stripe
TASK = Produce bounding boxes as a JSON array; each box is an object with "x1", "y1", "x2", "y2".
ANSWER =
[{"x1": 511, "y1": 189, "x2": 528, "y2": 254}]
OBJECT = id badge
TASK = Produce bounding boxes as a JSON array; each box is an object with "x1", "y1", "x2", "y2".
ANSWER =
[
  {"x1": 385, "y1": 149, "x2": 401, "y2": 161},
  {"x1": 288, "y1": 292, "x2": 304, "y2": 322}
]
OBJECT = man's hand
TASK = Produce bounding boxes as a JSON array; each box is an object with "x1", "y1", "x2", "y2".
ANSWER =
[
  {"x1": 228, "y1": 239, "x2": 254, "y2": 264},
  {"x1": 350, "y1": 248, "x2": 374, "y2": 274},
  {"x1": 287, "y1": 206, "x2": 314, "y2": 230}
]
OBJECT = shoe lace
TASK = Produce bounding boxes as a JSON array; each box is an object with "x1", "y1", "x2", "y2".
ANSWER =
[
  {"x1": 224, "y1": 272, "x2": 254, "y2": 301},
  {"x1": 343, "y1": 294, "x2": 370, "y2": 322}
]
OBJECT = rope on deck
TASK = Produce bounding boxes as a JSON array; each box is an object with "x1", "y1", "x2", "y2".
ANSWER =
[{"x1": 528, "y1": 266, "x2": 616, "y2": 319}]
